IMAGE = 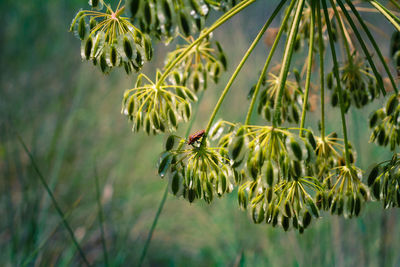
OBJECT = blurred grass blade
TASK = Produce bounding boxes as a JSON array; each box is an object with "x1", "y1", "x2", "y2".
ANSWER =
[
  {"x1": 370, "y1": 0, "x2": 400, "y2": 31},
  {"x1": 94, "y1": 165, "x2": 109, "y2": 267},
  {"x1": 14, "y1": 130, "x2": 90, "y2": 266},
  {"x1": 138, "y1": 185, "x2": 168, "y2": 266}
]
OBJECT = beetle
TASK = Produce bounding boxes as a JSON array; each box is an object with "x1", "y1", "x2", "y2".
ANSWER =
[{"x1": 188, "y1": 129, "x2": 205, "y2": 146}]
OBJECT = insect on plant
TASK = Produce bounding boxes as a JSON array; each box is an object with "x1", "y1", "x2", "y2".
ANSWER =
[{"x1": 187, "y1": 129, "x2": 206, "y2": 146}]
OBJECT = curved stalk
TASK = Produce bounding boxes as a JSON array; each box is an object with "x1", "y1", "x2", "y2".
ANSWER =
[
  {"x1": 202, "y1": 0, "x2": 289, "y2": 138},
  {"x1": 299, "y1": 0, "x2": 316, "y2": 137},
  {"x1": 340, "y1": 0, "x2": 398, "y2": 94},
  {"x1": 322, "y1": 0, "x2": 351, "y2": 167},
  {"x1": 245, "y1": 0, "x2": 296, "y2": 125},
  {"x1": 156, "y1": 0, "x2": 256, "y2": 87},
  {"x1": 369, "y1": 0, "x2": 400, "y2": 31},
  {"x1": 273, "y1": 0, "x2": 305, "y2": 127},
  {"x1": 329, "y1": 0, "x2": 352, "y2": 61},
  {"x1": 316, "y1": 0, "x2": 326, "y2": 139}
]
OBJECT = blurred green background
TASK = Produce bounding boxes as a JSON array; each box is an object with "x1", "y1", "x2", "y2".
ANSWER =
[{"x1": 1, "y1": 0, "x2": 399, "y2": 266}]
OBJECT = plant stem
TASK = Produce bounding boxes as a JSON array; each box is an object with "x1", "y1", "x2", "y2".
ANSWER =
[
  {"x1": 322, "y1": 0, "x2": 351, "y2": 167},
  {"x1": 138, "y1": 185, "x2": 168, "y2": 267},
  {"x1": 94, "y1": 166, "x2": 109, "y2": 267},
  {"x1": 273, "y1": 0, "x2": 305, "y2": 127},
  {"x1": 341, "y1": 0, "x2": 398, "y2": 94},
  {"x1": 299, "y1": 0, "x2": 316, "y2": 137},
  {"x1": 316, "y1": 0, "x2": 326, "y2": 139},
  {"x1": 156, "y1": 0, "x2": 256, "y2": 87},
  {"x1": 245, "y1": 0, "x2": 295, "y2": 125},
  {"x1": 15, "y1": 131, "x2": 90, "y2": 266},
  {"x1": 329, "y1": 0, "x2": 352, "y2": 61},
  {"x1": 370, "y1": 0, "x2": 400, "y2": 31}
]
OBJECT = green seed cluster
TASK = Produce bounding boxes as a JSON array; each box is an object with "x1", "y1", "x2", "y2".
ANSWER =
[
  {"x1": 327, "y1": 54, "x2": 381, "y2": 112},
  {"x1": 127, "y1": 0, "x2": 242, "y2": 39},
  {"x1": 256, "y1": 72, "x2": 304, "y2": 125},
  {"x1": 369, "y1": 94, "x2": 400, "y2": 151},
  {"x1": 159, "y1": 137, "x2": 234, "y2": 203},
  {"x1": 165, "y1": 36, "x2": 227, "y2": 91},
  {"x1": 70, "y1": 1, "x2": 152, "y2": 74},
  {"x1": 121, "y1": 73, "x2": 196, "y2": 134},
  {"x1": 367, "y1": 154, "x2": 400, "y2": 209}
]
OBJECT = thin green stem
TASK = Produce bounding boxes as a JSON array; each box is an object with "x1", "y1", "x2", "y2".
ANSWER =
[
  {"x1": 15, "y1": 131, "x2": 90, "y2": 266},
  {"x1": 156, "y1": 0, "x2": 256, "y2": 87},
  {"x1": 299, "y1": 0, "x2": 316, "y2": 137},
  {"x1": 369, "y1": 0, "x2": 400, "y2": 31},
  {"x1": 203, "y1": 0, "x2": 288, "y2": 137},
  {"x1": 138, "y1": 185, "x2": 168, "y2": 267},
  {"x1": 273, "y1": 0, "x2": 305, "y2": 127},
  {"x1": 341, "y1": 0, "x2": 398, "y2": 94},
  {"x1": 329, "y1": 0, "x2": 352, "y2": 61},
  {"x1": 94, "y1": 166, "x2": 109, "y2": 267},
  {"x1": 316, "y1": 0, "x2": 326, "y2": 139},
  {"x1": 138, "y1": 91, "x2": 205, "y2": 266},
  {"x1": 245, "y1": 0, "x2": 294, "y2": 125},
  {"x1": 390, "y1": 0, "x2": 400, "y2": 10},
  {"x1": 322, "y1": 0, "x2": 351, "y2": 167}
]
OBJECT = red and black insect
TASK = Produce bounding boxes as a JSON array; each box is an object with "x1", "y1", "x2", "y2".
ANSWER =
[{"x1": 188, "y1": 129, "x2": 205, "y2": 146}]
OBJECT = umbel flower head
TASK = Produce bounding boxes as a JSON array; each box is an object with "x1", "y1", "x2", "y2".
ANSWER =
[
  {"x1": 158, "y1": 134, "x2": 234, "y2": 203},
  {"x1": 70, "y1": 0, "x2": 153, "y2": 74},
  {"x1": 122, "y1": 73, "x2": 197, "y2": 134}
]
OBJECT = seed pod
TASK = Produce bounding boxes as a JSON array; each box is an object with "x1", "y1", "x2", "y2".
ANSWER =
[
  {"x1": 386, "y1": 94, "x2": 398, "y2": 116},
  {"x1": 369, "y1": 110, "x2": 380, "y2": 128},
  {"x1": 123, "y1": 36, "x2": 134, "y2": 59},
  {"x1": 282, "y1": 215, "x2": 290, "y2": 231},
  {"x1": 143, "y1": 1, "x2": 153, "y2": 26},
  {"x1": 143, "y1": 35, "x2": 153, "y2": 61},
  {"x1": 315, "y1": 192, "x2": 323, "y2": 209},
  {"x1": 302, "y1": 210, "x2": 312, "y2": 228},
  {"x1": 171, "y1": 171, "x2": 181, "y2": 195},
  {"x1": 331, "y1": 91, "x2": 338, "y2": 106},
  {"x1": 144, "y1": 113, "x2": 152, "y2": 134},
  {"x1": 165, "y1": 135, "x2": 175, "y2": 151},
  {"x1": 179, "y1": 11, "x2": 191, "y2": 37},
  {"x1": 266, "y1": 187, "x2": 273, "y2": 203},
  {"x1": 284, "y1": 200, "x2": 292, "y2": 218},
  {"x1": 327, "y1": 72, "x2": 333, "y2": 89},
  {"x1": 83, "y1": 37, "x2": 93, "y2": 60},
  {"x1": 192, "y1": 71, "x2": 200, "y2": 92},
  {"x1": 231, "y1": 135, "x2": 244, "y2": 160},
  {"x1": 337, "y1": 195, "x2": 344, "y2": 215},
  {"x1": 372, "y1": 177, "x2": 381, "y2": 199},
  {"x1": 89, "y1": 0, "x2": 100, "y2": 9},
  {"x1": 265, "y1": 160, "x2": 274, "y2": 186},
  {"x1": 78, "y1": 16, "x2": 86, "y2": 40},
  {"x1": 188, "y1": 188, "x2": 195, "y2": 203},
  {"x1": 183, "y1": 87, "x2": 197, "y2": 102},
  {"x1": 306, "y1": 196, "x2": 319, "y2": 218},
  {"x1": 345, "y1": 192, "x2": 355, "y2": 217},
  {"x1": 127, "y1": 96, "x2": 135, "y2": 116},
  {"x1": 110, "y1": 45, "x2": 118, "y2": 66},
  {"x1": 306, "y1": 131, "x2": 317, "y2": 150},
  {"x1": 183, "y1": 102, "x2": 191, "y2": 120},
  {"x1": 168, "y1": 109, "x2": 177, "y2": 128},
  {"x1": 292, "y1": 105, "x2": 300, "y2": 124},
  {"x1": 288, "y1": 137, "x2": 303, "y2": 161},
  {"x1": 368, "y1": 165, "x2": 380, "y2": 186},
  {"x1": 158, "y1": 152, "x2": 172, "y2": 177},
  {"x1": 129, "y1": 0, "x2": 140, "y2": 17},
  {"x1": 100, "y1": 52, "x2": 108, "y2": 73},
  {"x1": 354, "y1": 194, "x2": 362, "y2": 216},
  {"x1": 291, "y1": 160, "x2": 303, "y2": 177},
  {"x1": 272, "y1": 207, "x2": 279, "y2": 227}
]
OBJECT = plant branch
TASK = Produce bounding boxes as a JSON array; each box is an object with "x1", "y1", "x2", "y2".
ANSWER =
[
  {"x1": 316, "y1": 0, "x2": 326, "y2": 139},
  {"x1": 273, "y1": 0, "x2": 305, "y2": 127},
  {"x1": 299, "y1": 0, "x2": 316, "y2": 137},
  {"x1": 245, "y1": 0, "x2": 295, "y2": 125},
  {"x1": 369, "y1": 0, "x2": 400, "y2": 31},
  {"x1": 322, "y1": 0, "x2": 351, "y2": 167}
]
